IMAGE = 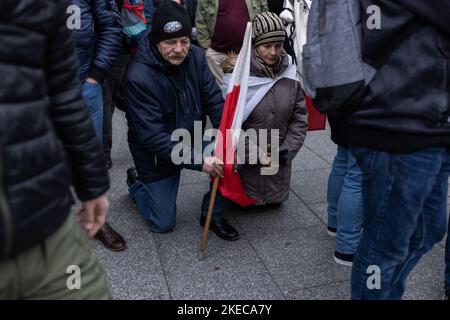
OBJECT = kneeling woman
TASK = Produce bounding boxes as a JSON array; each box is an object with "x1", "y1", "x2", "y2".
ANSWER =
[
  {"x1": 202, "y1": 12, "x2": 308, "y2": 222},
  {"x1": 238, "y1": 12, "x2": 308, "y2": 205}
]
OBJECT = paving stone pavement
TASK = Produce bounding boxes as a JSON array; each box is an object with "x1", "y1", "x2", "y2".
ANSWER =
[{"x1": 91, "y1": 111, "x2": 447, "y2": 300}]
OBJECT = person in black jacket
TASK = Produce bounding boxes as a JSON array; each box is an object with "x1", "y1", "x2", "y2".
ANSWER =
[
  {"x1": 125, "y1": 1, "x2": 239, "y2": 241},
  {"x1": 71, "y1": 0, "x2": 126, "y2": 251},
  {"x1": 0, "y1": 0, "x2": 111, "y2": 299},
  {"x1": 347, "y1": 0, "x2": 450, "y2": 300}
]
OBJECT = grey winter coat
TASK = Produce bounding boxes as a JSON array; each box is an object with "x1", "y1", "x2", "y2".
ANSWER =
[{"x1": 240, "y1": 53, "x2": 308, "y2": 204}]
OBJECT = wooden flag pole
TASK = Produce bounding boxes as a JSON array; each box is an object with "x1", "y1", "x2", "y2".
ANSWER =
[{"x1": 199, "y1": 176, "x2": 220, "y2": 260}]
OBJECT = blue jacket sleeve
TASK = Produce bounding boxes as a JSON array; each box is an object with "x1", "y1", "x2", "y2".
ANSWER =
[{"x1": 88, "y1": 0, "x2": 123, "y2": 83}]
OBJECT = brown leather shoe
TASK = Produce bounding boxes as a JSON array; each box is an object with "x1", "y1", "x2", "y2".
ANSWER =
[{"x1": 95, "y1": 223, "x2": 126, "y2": 252}]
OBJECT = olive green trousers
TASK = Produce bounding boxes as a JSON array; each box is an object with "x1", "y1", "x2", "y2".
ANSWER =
[{"x1": 0, "y1": 213, "x2": 110, "y2": 299}]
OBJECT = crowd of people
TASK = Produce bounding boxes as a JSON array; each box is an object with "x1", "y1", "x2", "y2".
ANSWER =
[{"x1": 0, "y1": 0, "x2": 449, "y2": 300}]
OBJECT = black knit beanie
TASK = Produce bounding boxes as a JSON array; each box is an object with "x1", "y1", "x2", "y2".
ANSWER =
[{"x1": 151, "y1": 1, "x2": 192, "y2": 45}]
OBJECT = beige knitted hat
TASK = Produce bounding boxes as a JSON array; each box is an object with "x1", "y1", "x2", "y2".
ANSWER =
[{"x1": 252, "y1": 12, "x2": 286, "y2": 46}]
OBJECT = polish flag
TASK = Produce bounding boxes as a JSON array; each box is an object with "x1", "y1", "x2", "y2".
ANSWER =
[{"x1": 214, "y1": 22, "x2": 256, "y2": 207}]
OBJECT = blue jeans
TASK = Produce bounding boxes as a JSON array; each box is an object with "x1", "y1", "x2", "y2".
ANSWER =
[
  {"x1": 129, "y1": 173, "x2": 226, "y2": 233},
  {"x1": 351, "y1": 147, "x2": 450, "y2": 300},
  {"x1": 82, "y1": 82, "x2": 104, "y2": 143},
  {"x1": 327, "y1": 146, "x2": 363, "y2": 254}
]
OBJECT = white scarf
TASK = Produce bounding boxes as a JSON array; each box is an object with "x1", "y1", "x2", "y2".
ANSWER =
[{"x1": 221, "y1": 63, "x2": 298, "y2": 123}]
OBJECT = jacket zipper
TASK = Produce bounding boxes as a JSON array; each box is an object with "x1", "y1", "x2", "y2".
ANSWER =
[
  {"x1": 154, "y1": 154, "x2": 158, "y2": 167},
  {"x1": 0, "y1": 148, "x2": 13, "y2": 259}
]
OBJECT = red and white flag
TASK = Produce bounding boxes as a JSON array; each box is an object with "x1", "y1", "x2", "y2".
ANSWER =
[{"x1": 214, "y1": 22, "x2": 256, "y2": 207}]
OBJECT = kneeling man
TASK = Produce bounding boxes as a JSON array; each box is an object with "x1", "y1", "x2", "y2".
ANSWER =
[{"x1": 124, "y1": 1, "x2": 239, "y2": 241}]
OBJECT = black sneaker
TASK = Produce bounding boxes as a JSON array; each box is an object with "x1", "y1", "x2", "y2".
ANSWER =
[
  {"x1": 126, "y1": 167, "x2": 139, "y2": 187},
  {"x1": 327, "y1": 226, "x2": 337, "y2": 237},
  {"x1": 200, "y1": 215, "x2": 240, "y2": 241},
  {"x1": 334, "y1": 251, "x2": 354, "y2": 267}
]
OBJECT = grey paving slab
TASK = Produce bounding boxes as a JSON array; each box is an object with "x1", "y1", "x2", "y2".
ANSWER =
[
  {"x1": 247, "y1": 224, "x2": 350, "y2": 292},
  {"x1": 92, "y1": 222, "x2": 169, "y2": 300},
  {"x1": 94, "y1": 243, "x2": 170, "y2": 299},
  {"x1": 309, "y1": 149, "x2": 337, "y2": 166},
  {"x1": 234, "y1": 193, "x2": 324, "y2": 239},
  {"x1": 166, "y1": 262, "x2": 285, "y2": 300},
  {"x1": 302, "y1": 126, "x2": 338, "y2": 165},
  {"x1": 180, "y1": 168, "x2": 210, "y2": 186},
  {"x1": 303, "y1": 132, "x2": 337, "y2": 164},
  {"x1": 285, "y1": 281, "x2": 351, "y2": 300},
  {"x1": 270, "y1": 260, "x2": 351, "y2": 294},
  {"x1": 291, "y1": 147, "x2": 331, "y2": 171},
  {"x1": 153, "y1": 221, "x2": 261, "y2": 276},
  {"x1": 290, "y1": 168, "x2": 331, "y2": 205},
  {"x1": 109, "y1": 112, "x2": 134, "y2": 167},
  {"x1": 245, "y1": 221, "x2": 333, "y2": 256},
  {"x1": 175, "y1": 182, "x2": 214, "y2": 224},
  {"x1": 308, "y1": 203, "x2": 329, "y2": 225},
  {"x1": 103, "y1": 193, "x2": 146, "y2": 234}
]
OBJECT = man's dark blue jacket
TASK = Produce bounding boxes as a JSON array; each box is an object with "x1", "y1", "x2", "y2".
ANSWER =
[
  {"x1": 124, "y1": 36, "x2": 224, "y2": 182},
  {"x1": 347, "y1": 0, "x2": 450, "y2": 153},
  {"x1": 71, "y1": 0, "x2": 123, "y2": 83}
]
